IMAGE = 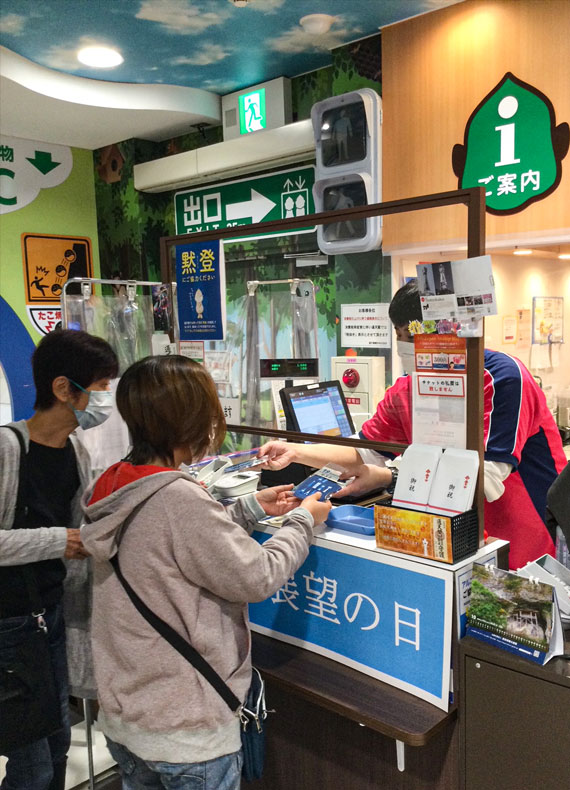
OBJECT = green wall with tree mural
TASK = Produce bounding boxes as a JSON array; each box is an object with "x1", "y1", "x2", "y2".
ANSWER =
[{"x1": 93, "y1": 34, "x2": 388, "y2": 384}]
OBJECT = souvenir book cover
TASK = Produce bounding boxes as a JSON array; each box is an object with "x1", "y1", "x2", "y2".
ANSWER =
[
  {"x1": 374, "y1": 505, "x2": 454, "y2": 562},
  {"x1": 466, "y1": 563, "x2": 563, "y2": 665}
]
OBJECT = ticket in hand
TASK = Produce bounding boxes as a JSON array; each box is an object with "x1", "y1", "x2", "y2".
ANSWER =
[
  {"x1": 221, "y1": 456, "x2": 265, "y2": 474},
  {"x1": 292, "y1": 463, "x2": 345, "y2": 501}
]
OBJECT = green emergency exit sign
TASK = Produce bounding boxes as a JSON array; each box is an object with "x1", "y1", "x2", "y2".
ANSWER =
[{"x1": 239, "y1": 89, "x2": 266, "y2": 134}]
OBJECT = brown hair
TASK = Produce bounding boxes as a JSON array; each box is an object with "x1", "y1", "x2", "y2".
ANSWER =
[{"x1": 116, "y1": 355, "x2": 226, "y2": 466}]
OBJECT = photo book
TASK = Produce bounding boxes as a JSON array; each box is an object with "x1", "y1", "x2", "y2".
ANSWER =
[{"x1": 466, "y1": 563, "x2": 564, "y2": 665}]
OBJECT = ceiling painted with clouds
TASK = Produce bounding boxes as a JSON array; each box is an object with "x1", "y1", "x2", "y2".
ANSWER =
[{"x1": 0, "y1": 0, "x2": 461, "y2": 94}]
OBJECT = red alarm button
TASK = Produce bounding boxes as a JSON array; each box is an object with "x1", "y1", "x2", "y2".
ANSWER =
[{"x1": 342, "y1": 368, "x2": 360, "y2": 388}]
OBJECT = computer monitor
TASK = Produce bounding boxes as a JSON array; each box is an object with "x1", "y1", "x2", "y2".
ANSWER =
[{"x1": 280, "y1": 380, "x2": 355, "y2": 438}]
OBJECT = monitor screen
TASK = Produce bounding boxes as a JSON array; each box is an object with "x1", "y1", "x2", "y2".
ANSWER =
[{"x1": 280, "y1": 380, "x2": 355, "y2": 438}]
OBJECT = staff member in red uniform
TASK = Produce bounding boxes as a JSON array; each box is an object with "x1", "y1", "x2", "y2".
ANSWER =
[{"x1": 259, "y1": 281, "x2": 567, "y2": 569}]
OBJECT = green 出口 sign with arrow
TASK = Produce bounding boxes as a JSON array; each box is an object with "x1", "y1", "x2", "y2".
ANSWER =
[{"x1": 174, "y1": 166, "x2": 315, "y2": 238}]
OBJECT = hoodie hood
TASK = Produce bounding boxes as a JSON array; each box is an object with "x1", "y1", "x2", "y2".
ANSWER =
[{"x1": 81, "y1": 462, "x2": 192, "y2": 563}]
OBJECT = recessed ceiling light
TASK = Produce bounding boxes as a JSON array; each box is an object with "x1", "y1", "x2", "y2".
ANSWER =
[
  {"x1": 513, "y1": 248, "x2": 532, "y2": 255},
  {"x1": 559, "y1": 253, "x2": 570, "y2": 260},
  {"x1": 300, "y1": 14, "x2": 336, "y2": 35},
  {"x1": 77, "y1": 46, "x2": 123, "y2": 69}
]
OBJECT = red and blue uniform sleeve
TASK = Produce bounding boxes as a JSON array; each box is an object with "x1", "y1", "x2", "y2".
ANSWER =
[
  {"x1": 360, "y1": 375, "x2": 413, "y2": 445},
  {"x1": 482, "y1": 350, "x2": 566, "y2": 566},
  {"x1": 483, "y1": 350, "x2": 526, "y2": 467}
]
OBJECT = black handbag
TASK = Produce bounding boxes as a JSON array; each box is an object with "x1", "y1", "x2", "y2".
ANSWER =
[
  {"x1": 0, "y1": 427, "x2": 63, "y2": 754},
  {"x1": 110, "y1": 551, "x2": 267, "y2": 781}
]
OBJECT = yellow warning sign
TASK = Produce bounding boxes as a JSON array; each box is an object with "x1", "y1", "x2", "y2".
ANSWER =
[{"x1": 21, "y1": 234, "x2": 93, "y2": 304}]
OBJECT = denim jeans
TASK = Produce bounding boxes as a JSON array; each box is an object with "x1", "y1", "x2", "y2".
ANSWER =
[
  {"x1": 0, "y1": 602, "x2": 71, "y2": 790},
  {"x1": 106, "y1": 738, "x2": 243, "y2": 790}
]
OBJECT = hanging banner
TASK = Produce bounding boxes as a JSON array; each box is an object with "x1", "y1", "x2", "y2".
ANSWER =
[
  {"x1": 417, "y1": 256, "x2": 497, "y2": 322},
  {"x1": 175, "y1": 239, "x2": 226, "y2": 341},
  {"x1": 414, "y1": 335, "x2": 467, "y2": 373},
  {"x1": 412, "y1": 373, "x2": 467, "y2": 449}
]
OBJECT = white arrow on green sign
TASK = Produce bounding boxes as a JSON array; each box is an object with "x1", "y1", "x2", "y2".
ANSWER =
[
  {"x1": 174, "y1": 166, "x2": 315, "y2": 239},
  {"x1": 226, "y1": 188, "x2": 276, "y2": 224}
]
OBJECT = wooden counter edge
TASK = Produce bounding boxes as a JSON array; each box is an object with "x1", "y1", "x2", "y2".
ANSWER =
[{"x1": 252, "y1": 632, "x2": 457, "y2": 747}]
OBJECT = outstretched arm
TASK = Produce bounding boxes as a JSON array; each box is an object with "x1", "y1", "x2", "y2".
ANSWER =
[{"x1": 257, "y1": 440, "x2": 363, "y2": 473}]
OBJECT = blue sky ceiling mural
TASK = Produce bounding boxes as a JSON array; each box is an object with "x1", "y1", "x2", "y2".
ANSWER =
[{"x1": 0, "y1": 0, "x2": 460, "y2": 94}]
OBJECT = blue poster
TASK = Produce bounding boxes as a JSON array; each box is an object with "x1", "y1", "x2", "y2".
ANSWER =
[
  {"x1": 249, "y1": 531, "x2": 453, "y2": 710},
  {"x1": 175, "y1": 240, "x2": 225, "y2": 340}
]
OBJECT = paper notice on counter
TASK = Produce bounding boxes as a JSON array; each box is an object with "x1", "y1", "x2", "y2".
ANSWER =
[
  {"x1": 417, "y1": 255, "x2": 497, "y2": 321},
  {"x1": 341, "y1": 302, "x2": 391, "y2": 348},
  {"x1": 411, "y1": 373, "x2": 467, "y2": 449}
]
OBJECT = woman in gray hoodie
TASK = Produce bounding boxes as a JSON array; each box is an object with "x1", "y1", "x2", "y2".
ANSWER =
[{"x1": 81, "y1": 355, "x2": 330, "y2": 790}]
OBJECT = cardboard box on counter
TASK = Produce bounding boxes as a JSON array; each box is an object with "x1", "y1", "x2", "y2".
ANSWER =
[{"x1": 374, "y1": 503, "x2": 478, "y2": 564}]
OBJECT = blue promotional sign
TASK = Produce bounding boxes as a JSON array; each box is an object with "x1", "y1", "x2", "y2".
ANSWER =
[
  {"x1": 175, "y1": 239, "x2": 225, "y2": 341},
  {"x1": 249, "y1": 530, "x2": 453, "y2": 710}
]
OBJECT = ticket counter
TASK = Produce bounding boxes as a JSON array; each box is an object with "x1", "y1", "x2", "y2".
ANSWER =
[
  {"x1": 250, "y1": 524, "x2": 507, "y2": 712},
  {"x1": 247, "y1": 518, "x2": 509, "y2": 788}
]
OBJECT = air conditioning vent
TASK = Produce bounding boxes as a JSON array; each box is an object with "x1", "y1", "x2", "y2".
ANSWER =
[{"x1": 134, "y1": 120, "x2": 315, "y2": 192}]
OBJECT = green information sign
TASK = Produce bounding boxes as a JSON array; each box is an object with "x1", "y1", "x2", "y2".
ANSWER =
[
  {"x1": 174, "y1": 166, "x2": 315, "y2": 237},
  {"x1": 452, "y1": 72, "x2": 569, "y2": 215}
]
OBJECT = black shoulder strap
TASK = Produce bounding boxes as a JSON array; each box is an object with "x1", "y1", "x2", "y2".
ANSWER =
[
  {"x1": 109, "y1": 553, "x2": 241, "y2": 712},
  {"x1": 4, "y1": 426, "x2": 44, "y2": 615}
]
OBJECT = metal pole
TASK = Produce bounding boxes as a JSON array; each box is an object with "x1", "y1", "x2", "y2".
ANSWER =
[{"x1": 82, "y1": 698, "x2": 96, "y2": 790}]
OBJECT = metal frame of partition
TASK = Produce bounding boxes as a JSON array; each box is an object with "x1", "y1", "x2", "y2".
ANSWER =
[{"x1": 160, "y1": 187, "x2": 486, "y2": 545}]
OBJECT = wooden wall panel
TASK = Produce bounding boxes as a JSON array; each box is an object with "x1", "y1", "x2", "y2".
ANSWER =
[{"x1": 382, "y1": 0, "x2": 570, "y2": 251}]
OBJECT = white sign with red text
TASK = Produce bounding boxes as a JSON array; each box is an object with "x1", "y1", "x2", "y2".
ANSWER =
[
  {"x1": 412, "y1": 373, "x2": 467, "y2": 449},
  {"x1": 26, "y1": 305, "x2": 61, "y2": 335}
]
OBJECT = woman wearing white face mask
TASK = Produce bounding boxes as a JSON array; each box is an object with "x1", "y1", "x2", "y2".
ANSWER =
[
  {"x1": 67, "y1": 378, "x2": 115, "y2": 430},
  {"x1": 0, "y1": 329, "x2": 118, "y2": 790}
]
